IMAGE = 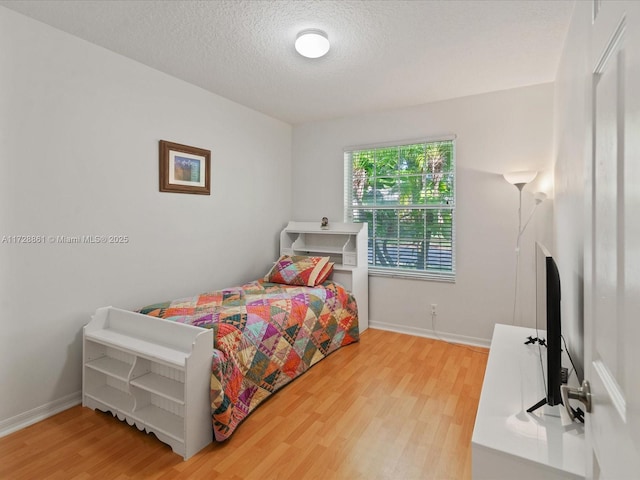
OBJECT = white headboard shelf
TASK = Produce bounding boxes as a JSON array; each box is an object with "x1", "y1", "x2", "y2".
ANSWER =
[{"x1": 280, "y1": 221, "x2": 368, "y2": 332}]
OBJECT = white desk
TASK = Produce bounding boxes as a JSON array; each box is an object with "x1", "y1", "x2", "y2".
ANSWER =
[{"x1": 472, "y1": 324, "x2": 585, "y2": 479}]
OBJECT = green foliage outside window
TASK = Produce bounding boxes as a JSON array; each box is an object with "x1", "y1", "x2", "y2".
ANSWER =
[{"x1": 346, "y1": 139, "x2": 455, "y2": 277}]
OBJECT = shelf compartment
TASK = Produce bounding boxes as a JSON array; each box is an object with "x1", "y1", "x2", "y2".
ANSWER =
[
  {"x1": 85, "y1": 356, "x2": 132, "y2": 381},
  {"x1": 332, "y1": 264, "x2": 356, "y2": 271},
  {"x1": 131, "y1": 373, "x2": 185, "y2": 404},
  {"x1": 293, "y1": 245, "x2": 345, "y2": 254},
  {"x1": 134, "y1": 405, "x2": 184, "y2": 442},
  {"x1": 84, "y1": 384, "x2": 133, "y2": 413}
]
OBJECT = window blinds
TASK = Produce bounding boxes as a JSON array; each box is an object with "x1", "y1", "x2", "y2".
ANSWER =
[{"x1": 345, "y1": 138, "x2": 456, "y2": 280}]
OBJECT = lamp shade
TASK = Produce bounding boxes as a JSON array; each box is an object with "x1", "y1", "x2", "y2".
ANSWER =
[
  {"x1": 503, "y1": 171, "x2": 538, "y2": 186},
  {"x1": 533, "y1": 191, "x2": 548, "y2": 204},
  {"x1": 295, "y1": 29, "x2": 330, "y2": 58}
]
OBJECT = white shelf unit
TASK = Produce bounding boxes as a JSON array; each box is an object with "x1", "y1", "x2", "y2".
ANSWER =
[
  {"x1": 472, "y1": 324, "x2": 585, "y2": 479},
  {"x1": 83, "y1": 307, "x2": 213, "y2": 460},
  {"x1": 280, "y1": 221, "x2": 368, "y2": 332}
]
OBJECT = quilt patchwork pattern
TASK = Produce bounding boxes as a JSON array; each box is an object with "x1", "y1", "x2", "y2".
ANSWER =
[{"x1": 138, "y1": 280, "x2": 359, "y2": 441}]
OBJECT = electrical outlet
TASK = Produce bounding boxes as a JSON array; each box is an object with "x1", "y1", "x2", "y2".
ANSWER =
[{"x1": 431, "y1": 304, "x2": 437, "y2": 315}]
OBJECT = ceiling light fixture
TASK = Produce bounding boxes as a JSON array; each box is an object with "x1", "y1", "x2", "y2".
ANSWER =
[{"x1": 295, "y1": 29, "x2": 330, "y2": 58}]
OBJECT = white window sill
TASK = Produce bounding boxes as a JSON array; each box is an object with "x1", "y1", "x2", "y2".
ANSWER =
[{"x1": 368, "y1": 268, "x2": 455, "y2": 283}]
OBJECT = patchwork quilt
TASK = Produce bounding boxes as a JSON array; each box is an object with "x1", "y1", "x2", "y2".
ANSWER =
[{"x1": 137, "y1": 280, "x2": 359, "y2": 441}]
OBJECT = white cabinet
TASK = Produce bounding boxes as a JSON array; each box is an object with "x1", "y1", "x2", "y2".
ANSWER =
[
  {"x1": 83, "y1": 307, "x2": 213, "y2": 460},
  {"x1": 280, "y1": 221, "x2": 368, "y2": 332},
  {"x1": 472, "y1": 324, "x2": 585, "y2": 479}
]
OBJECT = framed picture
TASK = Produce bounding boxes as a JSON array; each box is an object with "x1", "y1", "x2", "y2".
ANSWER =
[{"x1": 159, "y1": 140, "x2": 211, "y2": 195}]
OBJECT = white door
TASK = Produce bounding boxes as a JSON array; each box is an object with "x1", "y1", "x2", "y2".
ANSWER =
[{"x1": 585, "y1": 1, "x2": 640, "y2": 478}]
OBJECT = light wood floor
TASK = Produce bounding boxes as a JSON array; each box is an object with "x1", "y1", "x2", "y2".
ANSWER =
[{"x1": 0, "y1": 329, "x2": 488, "y2": 480}]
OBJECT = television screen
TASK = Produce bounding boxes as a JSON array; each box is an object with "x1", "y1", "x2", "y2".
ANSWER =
[{"x1": 527, "y1": 242, "x2": 564, "y2": 413}]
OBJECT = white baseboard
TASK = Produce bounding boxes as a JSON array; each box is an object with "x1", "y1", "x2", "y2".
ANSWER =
[
  {"x1": 369, "y1": 320, "x2": 491, "y2": 348},
  {"x1": 0, "y1": 391, "x2": 82, "y2": 438}
]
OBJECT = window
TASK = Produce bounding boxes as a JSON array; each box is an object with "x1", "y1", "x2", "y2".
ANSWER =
[{"x1": 344, "y1": 137, "x2": 456, "y2": 281}]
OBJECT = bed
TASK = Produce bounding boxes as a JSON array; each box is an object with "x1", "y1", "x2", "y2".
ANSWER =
[
  {"x1": 137, "y1": 276, "x2": 360, "y2": 442},
  {"x1": 83, "y1": 222, "x2": 368, "y2": 458},
  {"x1": 83, "y1": 253, "x2": 361, "y2": 459}
]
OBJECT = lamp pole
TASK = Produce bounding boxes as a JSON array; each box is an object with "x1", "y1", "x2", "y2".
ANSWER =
[
  {"x1": 515, "y1": 183, "x2": 526, "y2": 255},
  {"x1": 503, "y1": 171, "x2": 538, "y2": 326}
]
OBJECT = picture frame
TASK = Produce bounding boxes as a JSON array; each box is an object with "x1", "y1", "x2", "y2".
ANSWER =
[{"x1": 159, "y1": 140, "x2": 211, "y2": 195}]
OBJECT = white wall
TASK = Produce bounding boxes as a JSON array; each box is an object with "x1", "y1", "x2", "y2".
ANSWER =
[
  {"x1": 552, "y1": 2, "x2": 592, "y2": 380},
  {"x1": 292, "y1": 85, "x2": 555, "y2": 344},
  {"x1": 0, "y1": 7, "x2": 292, "y2": 428}
]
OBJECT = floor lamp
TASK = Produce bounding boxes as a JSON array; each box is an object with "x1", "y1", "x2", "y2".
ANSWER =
[{"x1": 503, "y1": 171, "x2": 538, "y2": 325}]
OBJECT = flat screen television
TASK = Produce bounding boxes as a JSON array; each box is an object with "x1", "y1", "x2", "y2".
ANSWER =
[{"x1": 527, "y1": 242, "x2": 565, "y2": 414}]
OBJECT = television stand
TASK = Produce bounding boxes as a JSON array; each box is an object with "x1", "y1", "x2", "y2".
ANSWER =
[
  {"x1": 472, "y1": 324, "x2": 585, "y2": 480},
  {"x1": 527, "y1": 397, "x2": 551, "y2": 414},
  {"x1": 527, "y1": 367, "x2": 569, "y2": 413}
]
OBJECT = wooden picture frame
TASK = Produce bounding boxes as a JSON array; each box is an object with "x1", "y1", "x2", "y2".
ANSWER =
[{"x1": 159, "y1": 140, "x2": 211, "y2": 195}]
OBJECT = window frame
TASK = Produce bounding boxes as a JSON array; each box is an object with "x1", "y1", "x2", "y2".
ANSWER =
[{"x1": 344, "y1": 135, "x2": 457, "y2": 282}]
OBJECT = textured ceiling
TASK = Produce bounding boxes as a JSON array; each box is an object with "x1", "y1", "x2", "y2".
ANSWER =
[{"x1": 1, "y1": 0, "x2": 574, "y2": 124}]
